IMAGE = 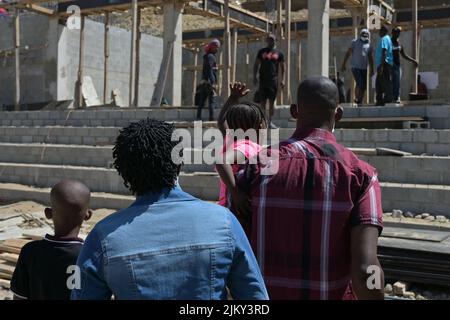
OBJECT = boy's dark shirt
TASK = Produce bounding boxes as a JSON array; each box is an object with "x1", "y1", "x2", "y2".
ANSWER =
[{"x1": 10, "y1": 234, "x2": 84, "y2": 300}]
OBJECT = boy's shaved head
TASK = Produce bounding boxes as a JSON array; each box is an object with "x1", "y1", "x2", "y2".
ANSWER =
[{"x1": 48, "y1": 180, "x2": 91, "y2": 236}]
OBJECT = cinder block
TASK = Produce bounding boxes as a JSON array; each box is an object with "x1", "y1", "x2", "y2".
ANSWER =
[
  {"x1": 342, "y1": 129, "x2": 366, "y2": 141},
  {"x1": 365, "y1": 130, "x2": 388, "y2": 142},
  {"x1": 426, "y1": 143, "x2": 450, "y2": 156},
  {"x1": 413, "y1": 130, "x2": 438, "y2": 143},
  {"x1": 399, "y1": 142, "x2": 426, "y2": 154},
  {"x1": 388, "y1": 130, "x2": 413, "y2": 142},
  {"x1": 426, "y1": 106, "x2": 450, "y2": 118},
  {"x1": 438, "y1": 131, "x2": 450, "y2": 144}
]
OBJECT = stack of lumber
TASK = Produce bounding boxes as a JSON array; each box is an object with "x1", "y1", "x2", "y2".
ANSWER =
[{"x1": 0, "y1": 236, "x2": 42, "y2": 284}]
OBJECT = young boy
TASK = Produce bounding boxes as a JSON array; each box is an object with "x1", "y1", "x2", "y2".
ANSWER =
[{"x1": 10, "y1": 180, "x2": 92, "y2": 300}]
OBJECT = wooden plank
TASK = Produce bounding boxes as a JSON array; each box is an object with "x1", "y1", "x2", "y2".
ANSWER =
[
  {"x1": 412, "y1": 0, "x2": 418, "y2": 94},
  {"x1": 75, "y1": 15, "x2": 85, "y2": 109},
  {"x1": 222, "y1": 0, "x2": 231, "y2": 99},
  {"x1": 14, "y1": 8, "x2": 21, "y2": 111},
  {"x1": 0, "y1": 278, "x2": 10, "y2": 289},
  {"x1": 129, "y1": 0, "x2": 138, "y2": 108},
  {"x1": 284, "y1": 0, "x2": 291, "y2": 104},
  {"x1": 191, "y1": 48, "x2": 199, "y2": 106},
  {"x1": 376, "y1": 148, "x2": 412, "y2": 157},
  {"x1": 22, "y1": 233, "x2": 44, "y2": 241},
  {"x1": 103, "y1": 12, "x2": 110, "y2": 104},
  {"x1": 0, "y1": 262, "x2": 15, "y2": 275},
  {"x1": 134, "y1": 6, "x2": 142, "y2": 107},
  {"x1": 0, "y1": 253, "x2": 19, "y2": 264},
  {"x1": 150, "y1": 41, "x2": 173, "y2": 107},
  {"x1": 0, "y1": 272, "x2": 12, "y2": 281},
  {"x1": 3, "y1": 239, "x2": 30, "y2": 248},
  {"x1": 0, "y1": 245, "x2": 21, "y2": 255}
]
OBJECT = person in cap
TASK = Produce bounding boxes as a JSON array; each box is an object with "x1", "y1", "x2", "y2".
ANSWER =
[
  {"x1": 197, "y1": 39, "x2": 221, "y2": 121},
  {"x1": 341, "y1": 28, "x2": 374, "y2": 105},
  {"x1": 391, "y1": 26, "x2": 419, "y2": 103},
  {"x1": 253, "y1": 34, "x2": 285, "y2": 128}
]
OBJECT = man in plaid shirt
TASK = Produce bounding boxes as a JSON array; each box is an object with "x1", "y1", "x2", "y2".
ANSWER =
[{"x1": 235, "y1": 76, "x2": 384, "y2": 300}]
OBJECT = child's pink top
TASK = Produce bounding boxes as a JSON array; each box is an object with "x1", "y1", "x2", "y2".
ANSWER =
[{"x1": 218, "y1": 138, "x2": 262, "y2": 207}]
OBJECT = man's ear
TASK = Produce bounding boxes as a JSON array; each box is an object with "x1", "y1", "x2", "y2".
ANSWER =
[
  {"x1": 335, "y1": 106, "x2": 344, "y2": 123},
  {"x1": 84, "y1": 209, "x2": 93, "y2": 221},
  {"x1": 44, "y1": 208, "x2": 52, "y2": 219},
  {"x1": 290, "y1": 104, "x2": 299, "y2": 119}
]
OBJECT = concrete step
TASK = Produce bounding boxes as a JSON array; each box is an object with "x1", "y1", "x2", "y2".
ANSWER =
[
  {"x1": 1, "y1": 104, "x2": 449, "y2": 128},
  {"x1": 0, "y1": 183, "x2": 134, "y2": 210},
  {"x1": 0, "y1": 108, "x2": 222, "y2": 127},
  {"x1": 1, "y1": 126, "x2": 449, "y2": 155},
  {"x1": 274, "y1": 104, "x2": 450, "y2": 129},
  {"x1": 0, "y1": 162, "x2": 219, "y2": 200},
  {"x1": 2, "y1": 143, "x2": 450, "y2": 184},
  {"x1": 0, "y1": 178, "x2": 449, "y2": 218}
]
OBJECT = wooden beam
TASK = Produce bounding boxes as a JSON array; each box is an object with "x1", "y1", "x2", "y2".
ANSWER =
[
  {"x1": 297, "y1": 35, "x2": 302, "y2": 85},
  {"x1": 103, "y1": 12, "x2": 110, "y2": 104},
  {"x1": 245, "y1": 37, "x2": 250, "y2": 85},
  {"x1": 75, "y1": 15, "x2": 85, "y2": 109},
  {"x1": 129, "y1": 0, "x2": 138, "y2": 107},
  {"x1": 191, "y1": 48, "x2": 199, "y2": 106},
  {"x1": 276, "y1": 0, "x2": 283, "y2": 105},
  {"x1": 232, "y1": 27, "x2": 238, "y2": 83},
  {"x1": 134, "y1": 6, "x2": 142, "y2": 107},
  {"x1": 222, "y1": 0, "x2": 231, "y2": 99},
  {"x1": 412, "y1": 0, "x2": 418, "y2": 94},
  {"x1": 284, "y1": 0, "x2": 291, "y2": 104},
  {"x1": 14, "y1": 8, "x2": 21, "y2": 111},
  {"x1": 150, "y1": 42, "x2": 174, "y2": 107}
]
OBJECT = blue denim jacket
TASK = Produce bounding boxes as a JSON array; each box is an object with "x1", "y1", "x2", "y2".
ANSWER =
[{"x1": 71, "y1": 185, "x2": 268, "y2": 300}]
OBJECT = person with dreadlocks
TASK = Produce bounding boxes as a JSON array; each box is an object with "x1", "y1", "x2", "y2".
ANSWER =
[
  {"x1": 72, "y1": 118, "x2": 268, "y2": 300},
  {"x1": 196, "y1": 39, "x2": 220, "y2": 121},
  {"x1": 216, "y1": 82, "x2": 267, "y2": 221}
]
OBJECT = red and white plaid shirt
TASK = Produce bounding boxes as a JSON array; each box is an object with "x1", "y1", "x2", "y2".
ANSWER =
[{"x1": 236, "y1": 127, "x2": 383, "y2": 300}]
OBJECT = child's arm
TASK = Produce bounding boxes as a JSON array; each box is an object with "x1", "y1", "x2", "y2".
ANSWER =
[
  {"x1": 217, "y1": 82, "x2": 250, "y2": 136},
  {"x1": 216, "y1": 150, "x2": 251, "y2": 216}
]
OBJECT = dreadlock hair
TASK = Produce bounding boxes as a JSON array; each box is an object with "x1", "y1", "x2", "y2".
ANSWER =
[
  {"x1": 225, "y1": 101, "x2": 267, "y2": 132},
  {"x1": 113, "y1": 118, "x2": 181, "y2": 196}
]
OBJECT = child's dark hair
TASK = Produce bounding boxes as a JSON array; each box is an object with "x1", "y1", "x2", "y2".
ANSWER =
[
  {"x1": 225, "y1": 101, "x2": 267, "y2": 132},
  {"x1": 113, "y1": 118, "x2": 181, "y2": 195}
]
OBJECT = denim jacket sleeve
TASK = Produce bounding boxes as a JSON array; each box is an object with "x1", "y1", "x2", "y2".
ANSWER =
[
  {"x1": 227, "y1": 213, "x2": 269, "y2": 300},
  {"x1": 71, "y1": 227, "x2": 113, "y2": 300}
]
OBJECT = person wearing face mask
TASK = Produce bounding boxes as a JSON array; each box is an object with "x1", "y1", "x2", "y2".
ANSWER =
[{"x1": 341, "y1": 29, "x2": 374, "y2": 106}]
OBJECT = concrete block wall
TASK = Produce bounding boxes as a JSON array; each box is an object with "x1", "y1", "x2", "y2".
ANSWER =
[
  {"x1": 0, "y1": 14, "x2": 165, "y2": 107},
  {"x1": 57, "y1": 19, "x2": 164, "y2": 105},
  {"x1": 0, "y1": 13, "x2": 58, "y2": 106}
]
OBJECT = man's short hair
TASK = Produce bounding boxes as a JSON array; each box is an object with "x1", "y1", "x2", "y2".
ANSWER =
[{"x1": 298, "y1": 76, "x2": 339, "y2": 111}]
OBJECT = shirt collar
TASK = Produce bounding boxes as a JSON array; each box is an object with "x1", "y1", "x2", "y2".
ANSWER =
[
  {"x1": 291, "y1": 127, "x2": 337, "y2": 143},
  {"x1": 131, "y1": 184, "x2": 195, "y2": 207},
  {"x1": 44, "y1": 234, "x2": 84, "y2": 244}
]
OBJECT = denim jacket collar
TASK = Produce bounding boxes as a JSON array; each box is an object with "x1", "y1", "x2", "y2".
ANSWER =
[{"x1": 130, "y1": 184, "x2": 195, "y2": 208}]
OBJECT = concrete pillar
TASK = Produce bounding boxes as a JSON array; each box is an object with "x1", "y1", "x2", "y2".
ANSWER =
[
  {"x1": 163, "y1": 1, "x2": 183, "y2": 106},
  {"x1": 307, "y1": 0, "x2": 329, "y2": 77}
]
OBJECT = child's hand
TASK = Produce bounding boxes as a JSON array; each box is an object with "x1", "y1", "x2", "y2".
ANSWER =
[{"x1": 229, "y1": 82, "x2": 250, "y2": 99}]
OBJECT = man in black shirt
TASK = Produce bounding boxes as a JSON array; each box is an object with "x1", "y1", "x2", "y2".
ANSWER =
[
  {"x1": 253, "y1": 34, "x2": 285, "y2": 129},
  {"x1": 197, "y1": 39, "x2": 220, "y2": 121},
  {"x1": 391, "y1": 27, "x2": 418, "y2": 103},
  {"x1": 10, "y1": 180, "x2": 92, "y2": 300}
]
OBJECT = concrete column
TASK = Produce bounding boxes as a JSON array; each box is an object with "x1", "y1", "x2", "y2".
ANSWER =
[
  {"x1": 307, "y1": 0, "x2": 329, "y2": 77},
  {"x1": 163, "y1": 1, "x2": 183, "y2": 106}
]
